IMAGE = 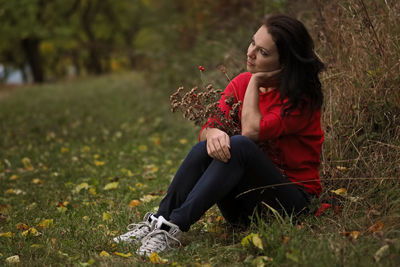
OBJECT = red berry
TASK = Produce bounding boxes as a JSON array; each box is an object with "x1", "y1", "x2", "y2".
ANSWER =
[{"x1": 198, "y1": 65, "x2": 205, "y2": 71}]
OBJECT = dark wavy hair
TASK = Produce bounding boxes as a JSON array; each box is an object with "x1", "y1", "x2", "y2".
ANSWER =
[{"x1": 263, "y1": 14, "x2": 324, "y2": 116}]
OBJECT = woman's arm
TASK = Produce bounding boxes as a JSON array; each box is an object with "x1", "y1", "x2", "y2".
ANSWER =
[
  {"x1": 241, "y1": 76, "x2": 262, "y2": 140},
  {"x1": 241, "y1": 70, "x2": 281, "y2": 141}
]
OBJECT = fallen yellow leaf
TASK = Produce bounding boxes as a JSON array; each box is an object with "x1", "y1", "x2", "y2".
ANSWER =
[
  {"x1": 128, "y1": 200, "x2": 141, "y2": 208},
  {"x1": 241, "y1": 233, "x2": 254, "y2": 247},
  {"x1": 153, "y1": 137, "x2": 161, "y2": 145},
  {"x1": 0, "y1": 232, "x2": 15, "y2": 238},
  {"x1": 336, "y1": 166, "x2": 348, "y2": 171},
  {"x1": 5, "y1": 255, "x2": 20, "y2": 263},
  {"x1": 149, "y1": 252, "x2": 161, "y2": 263},
  {"x1": 5, "y1": 189, "x2": 14, "y2": 194},
  {"x1": 94, "y1": 160, "x2": 105, "y2": 166},
  {"x1": 9, "y1": 175, "x2": 19, "y2": 181},
  {"x1": 89, "y1": 188, "x2": 97, "y2": 196},
  {"x1": 5, "y1": 188, "x2": 26, "y2": 195},
  {"x1": 374, "y1": 244, "x2": 389, "y2": 262},
  {"x1": 140, "y1": 194, "x2": 157, "y2": 203},
  {"x1": 113, "y1": 252, "x2": 132, "y2": 258},
  {"x1": 341, "y1": 230, "x2": 360, "y2": 241},
  {"x1": 144, "y1": 164, "x2": 159, "y2": 173},
  {"x1": 32, "y1": 178, "x2": 43, "y2": 185},
  {"x1": 38, "y1": 219, "x2": 54, "y2": 229},
  {"x1": 252, "y1": 255, "x2": 273, "y2": 266},
  {"x1": 149, "y1": 252, "x2": 168, "y2": 263},
  {"x1": 103, "y1": 182, "x2": 119, "y2": 190},
  {"x1": 60, "y1": 147, "x2": 69, "y2": 153},
  {"x1": 103, "y1": 212, "x2": 112, "y2": 222},
  {"x1": 99, "y1": 251, "x2": 110, "y2": 257},
  {"x1": 179, "y1": 139, "x2": 187, "y2": 144},
  {"x1": 331, "y1": 188, "x2": 347, "y2": 196},
  {"x1": 368, "y1": 221, "x2": 384, "y2": 233},
  {"x1": 252, "y1": 234, "x2": 264, "y2": 250},
  {"x1": 22, "y1": 227, "x2": 40, "y2": 237},
  {"x1": 73, "y1": 183, "x2": 89, "y2": 193},
  {"x1": 57, "y1": 206, "x2": 67, "y2": 213},
  {"x1": 350, "y1": 231, "x2": 360, "y2": 240},
  {"x1": 16, "y1": 223, "x2": 29, "y2": 231},
  {"x1": 80, "y1": 258, "x2": 95, "y2": 266},
  {"x1": 22, "y1": 157, "x2": 34, "y2": 171},
  {"x1": 31, "y1": 244, "x2": 43, "y2": 248}
]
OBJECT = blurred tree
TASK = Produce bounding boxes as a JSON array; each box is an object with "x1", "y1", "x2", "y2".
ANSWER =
[
  {"x1": 0, "y1": 0, "x2": 82, "y2": 82},
  {"x1": 0, "y1": 0, "x2": 285, "y2": 83},
  {"x1": 0, "y1": 0, "x2": 147, "y2": 81}
]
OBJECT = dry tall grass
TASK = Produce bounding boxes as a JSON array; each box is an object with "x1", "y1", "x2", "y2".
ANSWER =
[{"x1": 302, "y1": 0, "x2": 400, "y2": 228}]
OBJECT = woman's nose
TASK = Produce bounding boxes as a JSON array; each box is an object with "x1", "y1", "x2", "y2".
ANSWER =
[{"x1": 247, "y1": 46, "x2": 256, "y2": 58}]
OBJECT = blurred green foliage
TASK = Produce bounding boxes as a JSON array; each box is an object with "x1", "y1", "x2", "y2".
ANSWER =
[{"x1": 0, "y1": 0, "x2": 286, "y2": 83}]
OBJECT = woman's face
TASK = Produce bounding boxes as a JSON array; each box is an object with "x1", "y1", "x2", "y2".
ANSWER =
[{"x1": 246, "y1": 25, "x2": 280, "y2": 73}]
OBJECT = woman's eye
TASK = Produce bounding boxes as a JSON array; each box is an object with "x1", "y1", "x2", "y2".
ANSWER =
[{"x1": 259, "y1": 49, "x2": 267, "y2": 56}]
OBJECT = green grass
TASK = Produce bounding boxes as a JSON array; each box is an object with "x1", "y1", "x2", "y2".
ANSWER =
[{"x1": 1, "y1": 73, "x2": 399, "y2": 266}]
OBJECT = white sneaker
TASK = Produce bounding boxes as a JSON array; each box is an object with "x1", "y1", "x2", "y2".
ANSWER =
[
  {"x1": 137, "y1": 216, "x2": 182, "y2": 256},
  {"x1": 113, "y1": 212, "x2": 157, "y2": 244}
]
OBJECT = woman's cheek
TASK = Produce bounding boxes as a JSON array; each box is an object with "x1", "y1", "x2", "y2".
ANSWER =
[{"x1": 261, "y1": 60, "x2": 280, "y2": 72}]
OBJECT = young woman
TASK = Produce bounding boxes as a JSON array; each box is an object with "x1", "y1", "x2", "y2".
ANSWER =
[{"x1": 114, "y1": 14, "x2": 324, "y2": 256}]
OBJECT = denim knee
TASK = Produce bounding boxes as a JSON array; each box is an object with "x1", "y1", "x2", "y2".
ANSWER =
[
  {"x1": 189, "y1": 141, "x2": 207, "y2": 156},
  {"x1": 230, "y1": 135, "x2": 256, "y2": 149},
  {"x1": 184, "y1": 141, "x2": 210, "y2": 164}
]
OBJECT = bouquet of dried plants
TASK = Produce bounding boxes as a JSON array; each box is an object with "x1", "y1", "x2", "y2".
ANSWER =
[
  {"x1": 170, "y1": 83, "x2": 242, "y2": 137},
  {"x1": 169, "y1": 67, "x2": 274, "y2": 157}
]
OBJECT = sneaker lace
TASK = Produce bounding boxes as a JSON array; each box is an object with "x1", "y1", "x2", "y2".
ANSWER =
[
  {"x1": 126, "y1": 221, "x2": 150, "y2": 232},
  {"x1": 141, "y1": 229, "x2": 181, "y2": 252}
]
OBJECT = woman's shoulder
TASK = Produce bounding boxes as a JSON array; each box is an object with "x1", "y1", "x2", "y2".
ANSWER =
[
  {"x1": 232, "y1": 72, "x2": 252, "y2": 83},
  {"x1": 229, "y1": 72, "x2": 252, "y2": 92}
]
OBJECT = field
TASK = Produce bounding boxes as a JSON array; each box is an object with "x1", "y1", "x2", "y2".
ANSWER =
[
  {"x1": 0, "y1": 71, "x2": 399, "y2": 266},
  {"x1": 1, "y1": 0, "x2": 400, "y2": 266}
]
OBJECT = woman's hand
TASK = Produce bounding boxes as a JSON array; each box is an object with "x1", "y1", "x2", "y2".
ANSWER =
[
  {"x1": 205, "y1": 128, "x2": 231, "y2": 163},
  {"x1": 251, "y1": 68, "x2": 282, "y2": 88}
]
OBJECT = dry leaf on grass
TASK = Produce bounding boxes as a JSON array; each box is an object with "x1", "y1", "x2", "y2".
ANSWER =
[
  {"x1": 341, "y1": 230, "x2": 360, "y2": 241},
  {"x1": 128, "y1": 200, "x2": 141, "y2": 208},
  {"x1": 5, "y1": 255, "x2": 20, "y2": 263},
  {"x1": 113, "y1": 252, "x2": 132, "y2": 258},
  {"x1": 103, "y1": 182, "x2": 119, "y2": 190},
  {"x1": 331, "y1": 188, "x2": 347, "y2": 196},
  {"x1": 149, "y1": 252, "x2": 168, "y2": 263},
  {"x1": 368, "y1": 221, "x2": 384, "y2": 233},
  {"x1": 99, "y1": 251, "x2": 110, "y2": 257}
]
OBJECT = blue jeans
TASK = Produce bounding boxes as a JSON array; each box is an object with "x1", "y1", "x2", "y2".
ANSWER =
[{"x1": 155, "y1": 135, "x2": 310, "y2": 231}]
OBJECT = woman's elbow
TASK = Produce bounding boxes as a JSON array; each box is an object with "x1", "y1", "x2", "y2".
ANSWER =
[{"x1": 241, "y1": 129, "x2": 259, "y2": 141}]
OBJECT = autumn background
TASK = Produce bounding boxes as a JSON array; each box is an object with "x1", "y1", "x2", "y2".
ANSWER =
[{"x1": 0, "y1": 0, "x2": 399, "y2": 266}]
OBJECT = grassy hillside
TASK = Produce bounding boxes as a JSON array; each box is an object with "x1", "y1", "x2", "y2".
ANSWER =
[{"x1": 0, "y1": 70, "x2": 398, "y2": 266}]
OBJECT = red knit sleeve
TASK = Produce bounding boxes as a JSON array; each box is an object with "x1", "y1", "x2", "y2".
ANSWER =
[{"x1": 258, "y1": 103, "x2": 314, "y2": 141}]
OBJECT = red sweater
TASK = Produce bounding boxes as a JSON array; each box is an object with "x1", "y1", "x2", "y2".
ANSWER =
[{"x1": 199, "y1": 72, "x2": 323, "y2": 196}]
